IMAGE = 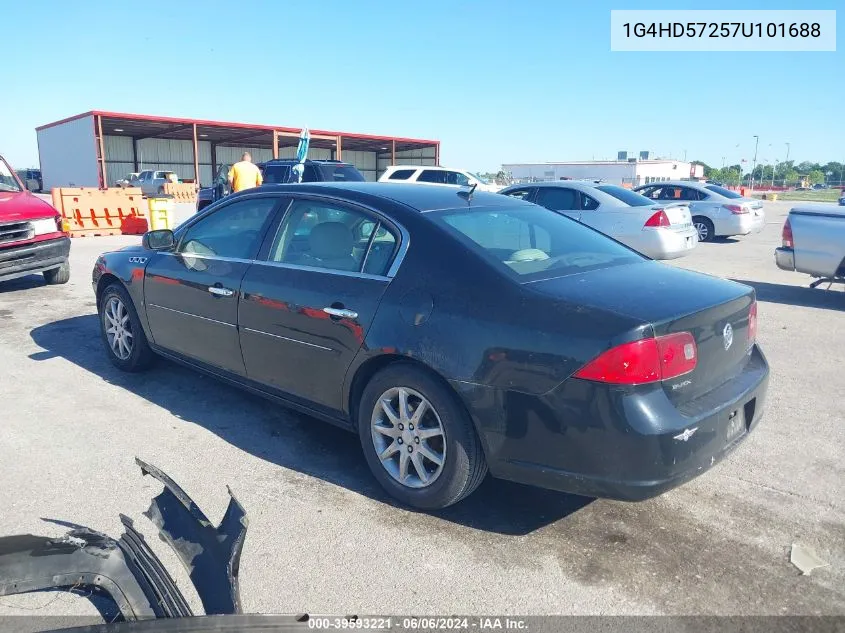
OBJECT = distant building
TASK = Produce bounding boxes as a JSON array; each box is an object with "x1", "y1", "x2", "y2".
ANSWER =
[{"x1": 503, "y1": 160, "x2": 703, "y2": 187}]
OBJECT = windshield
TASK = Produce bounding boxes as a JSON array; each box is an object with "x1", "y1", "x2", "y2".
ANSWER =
[
  {"x1": 432, "y1": 205, "x2": 642, "y2": 280},
  {"x1": 705, "y1": 184, "x2": 743, "y2": 199},
  {"x1": 318, "y1": 164, "x2": 366, "y2": 182},
  {"x1": 0, "y1": 157, "x2": 23, "y2": 192},
  {"x1": 595, "y1": 185, "x2": 654, "y2": 207},
  {"x1": 468, "y1": 172, "x2": 490, "y2": 184}
]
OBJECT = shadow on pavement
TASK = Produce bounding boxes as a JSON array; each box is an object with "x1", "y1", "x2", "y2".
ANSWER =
[
  {"x1": 0, "y1": 274, "x2": 47, "y2": 293},
  {"x1": 29, "y1": 315, "x2": 592, "y2": 536},
  {"x1": 732, "y1": 278, "x2": 844, "y2": 310}
]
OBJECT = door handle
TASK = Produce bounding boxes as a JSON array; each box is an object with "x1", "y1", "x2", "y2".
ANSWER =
[
  {"x1": 323, "y1": 307, "x2": 358, "y2": 319},
  {"x1": 208, "y1": 286, "x2": 234, "y2": 297}
]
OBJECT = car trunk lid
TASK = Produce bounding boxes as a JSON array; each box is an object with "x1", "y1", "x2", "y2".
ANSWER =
[{"x1": 529, "y1": 262, "x2": 755, "y2": 404}]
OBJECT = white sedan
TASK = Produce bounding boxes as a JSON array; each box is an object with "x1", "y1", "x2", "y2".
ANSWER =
[
  {"x1": 499, "y1": 181, "x2": 698, "y2": 260},
  {"x1": 634, "y1": 181, "x2": 765, "y2": 242}
]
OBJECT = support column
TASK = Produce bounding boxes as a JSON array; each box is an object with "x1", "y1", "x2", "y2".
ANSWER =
[
  {"x1": 391, "y1": 140, "x2": 396, "y2": 166},
  {"x1": 132, "y1": 138, "x2": 139, "y2": 172},
  {"x1": 210, "y1": 143, "x2": 217, "y2": 176},
  {"x1": 435, "y1": 142, "x2": 440, "y2": 167},
  {"x1": 192, "y1": 124, "x2": 200, "y2": 186},
  {"x1": 272, "y1": 130, "x2": 279, "y2": 159},
  {"x1": 96, "y1": 115, "x2": 107, "y2": 188},
  {"x1": 336, "y1": 135, "x2": 342, "y2": 161}
]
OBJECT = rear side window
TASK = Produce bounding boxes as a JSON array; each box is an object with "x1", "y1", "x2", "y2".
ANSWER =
[
  {"x1": 581, "y1": 194, "x2": 599, "y2": 211},
  {"x1": 262, "y1": 164, "x2": 293, "y2": 184},
  {"x1": 417, "y1": 170, "x2": 447, "y2": 184},
  {"x1": 319, "y1": 164, "x2": 365, "y2": 182},
  {"x1": 535, "y1": 187, "x2": 578, "y2": 211},
  {"x1": 433, "y1": 206, "x2": 641, "y2": 280},
  {"x1": 503, "y1": 188, "x2": 533, "y2": 201},
  {"x1": 445, "y1": 171, "x2": 470, "y2": 186},
  {"x1": 388, "y1": 169, "x2": 417, "y2": 181}
]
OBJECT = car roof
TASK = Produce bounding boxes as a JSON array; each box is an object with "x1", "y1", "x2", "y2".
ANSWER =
[
  {"x1": 236, "y1": 181, "x2": 526, "y2": 213},
  {"x1": 263, "y1": 159, "x2": 352, "y2": 165},
  {"x1": 637, "y1": 180, "x2": 707, "y2": 188},
  {"x1": 384, "y1": 165, "x2": 469, "y2": 173}
]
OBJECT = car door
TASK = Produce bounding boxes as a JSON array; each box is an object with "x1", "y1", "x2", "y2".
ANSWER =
[
  {"x1": 238, "y1": 195, "x2": 402, "y2": 413},
  {"x1": 534, "y1": 186, "x2": 580, "y2": 220},
  {"x1": 143, "y1": 194, "x2": 282, "y2": 375}
]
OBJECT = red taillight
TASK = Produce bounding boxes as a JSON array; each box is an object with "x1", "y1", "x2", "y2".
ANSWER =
[
  {"x1": 748, "y1": 300, "x2": 757, "y2": 345},
  {"x1": 644, "y1": 209, "x2": 670, "y2": 228},
  {"x1": 724, "y1": 204, "x2": 748, "y2": 214},
  {"x1": 782, "y1": 218, "x2": 793, "y2": 248},
  {"x1": 574, "y1": 332, "x2": 697, "y2": 385}
]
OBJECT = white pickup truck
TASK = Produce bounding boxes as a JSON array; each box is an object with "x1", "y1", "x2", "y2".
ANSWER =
[{"x1": 775, "y1": 204, "x2": 845, "y2": 288}]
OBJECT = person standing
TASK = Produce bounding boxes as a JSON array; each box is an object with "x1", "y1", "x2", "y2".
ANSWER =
[{"x1": 228, "y1": 152, "x2": 263, "y2": 193}]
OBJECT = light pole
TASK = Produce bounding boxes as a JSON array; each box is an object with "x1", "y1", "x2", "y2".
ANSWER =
[
  {"x1": 750, "y1": 135, "x2": 759, "y2": 190},
  {"x1": 721, "y1": 156, "x2": 726, "y2": 169},
  {"x1": 784, "y1": 142, "x2": 790, "y2": 187}
]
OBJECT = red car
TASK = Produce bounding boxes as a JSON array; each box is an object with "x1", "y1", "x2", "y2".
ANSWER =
[{"x1": 0, "y1": 154, "x2": 70, "y2": 285}]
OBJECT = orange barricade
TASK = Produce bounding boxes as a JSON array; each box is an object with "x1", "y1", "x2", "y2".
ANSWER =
[
  {"x1": 50, "y1": 187, "x2": 149, "y2": 237},
  {"x1": 163, "y1": 182, "x2": 197, "y2": 203}
]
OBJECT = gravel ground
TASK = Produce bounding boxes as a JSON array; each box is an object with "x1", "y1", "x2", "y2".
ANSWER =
[{"x1": 0, "y1": 200, "x2": 842, "y2": 623}]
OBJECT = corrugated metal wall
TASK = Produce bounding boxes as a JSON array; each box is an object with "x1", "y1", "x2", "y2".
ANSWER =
[
  {"x1": 38, "y1": 115, "x2": 100, "y2": 189},
  {"x1": 342, "y1": 150, "x2": 378, "y2": 181},
  {"x1": 377, "y1": 147, "x2": 437, "y2": 179},
  {"x1": 103, "y1": 136, "x2": 215, "y2": 186}
]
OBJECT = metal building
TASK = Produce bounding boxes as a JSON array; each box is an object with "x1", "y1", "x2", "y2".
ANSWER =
[
  {"x1": 36, "y1": 111, "x2": 440, "y2": 190},
  {"x1": 503, "y1": 160, "x2": 704, "y2": 187}
]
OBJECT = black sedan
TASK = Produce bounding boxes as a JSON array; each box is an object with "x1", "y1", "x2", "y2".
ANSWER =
[{"x1": 92, "y1": 183, "x2": 769, "y2": 509}]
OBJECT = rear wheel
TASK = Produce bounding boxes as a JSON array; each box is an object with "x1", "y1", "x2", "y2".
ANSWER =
[
  {"x1": 43, "y1": 261, "x2": 70, "y2": 285},
  {"x1": 358, "y1": 364, "x2": 487, "y2": 509},
  {"x1": 693, "y1": 216, "x2": 715, "y2": 242},
  {"x1": 98, "y1": 284, "x2": 155, "y2": 372}
]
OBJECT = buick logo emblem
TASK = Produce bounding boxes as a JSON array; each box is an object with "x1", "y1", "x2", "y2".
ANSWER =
[{"x1": 723, "y1": 323, "x2": 734, "y2": 350}]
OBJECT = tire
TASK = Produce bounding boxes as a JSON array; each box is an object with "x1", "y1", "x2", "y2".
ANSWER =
[
  {"x1": 98, "y1": 283, "x2": 155, "y2": 372},
  {"x1": 43, "y1": 261, "x2": 70, "y2": 285},
  {"x1": 358, "y1": 364, "x2": 487, "y2": 509},
  {"x1": 693, "y1": 216, "x2": 715, "y2": 242}
]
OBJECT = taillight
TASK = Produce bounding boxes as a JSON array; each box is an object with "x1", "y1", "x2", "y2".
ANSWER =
[
  {"x1": 574, "y1": 332, "x2": 697, "y2": 385},
  {"x1": 724, "y1": 204, "x2": 748, "y2": 214},
  {"x1": 644, "y1": 209, "x2": 670, "y2": 228},
  {"x1": 748, "y1": 300, "x2": 757, "y2": 345},
  {"x1": 782, "y1": 218, "x2": 793, "y2": 248}
]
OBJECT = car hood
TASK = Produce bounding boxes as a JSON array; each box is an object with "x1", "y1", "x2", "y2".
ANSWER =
[
  {"x1": 529, "y1": 260, "x2": 750, "y2": 324},
  {"x1": 0, "y1": 190, "x2": 58, "y2": 221}
]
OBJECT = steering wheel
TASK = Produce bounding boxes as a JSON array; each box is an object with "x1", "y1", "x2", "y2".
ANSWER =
[{"x1": 509, "y1": 248, "x2": 549, "y2": 263}]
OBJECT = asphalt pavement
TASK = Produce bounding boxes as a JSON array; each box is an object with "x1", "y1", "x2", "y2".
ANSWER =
[{"x1": 0, "y1": 200, "x2": 842, "y2": 620}]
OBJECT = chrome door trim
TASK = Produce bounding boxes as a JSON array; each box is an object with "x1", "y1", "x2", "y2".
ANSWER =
[
  {"x1": 241, "y1": 327, "x2": 333, "y2": 351},
  {"x1": 147, "y1": 303, "x2": 236, "y2": 327}
]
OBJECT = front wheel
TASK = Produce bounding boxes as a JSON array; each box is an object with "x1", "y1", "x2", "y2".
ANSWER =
[
  {"x1": 693, "y1": 216, "x2": 715, "y2": 242},
  {"x1": 358, "y1": 364, "x2": 487, "y2": 509},
  {"x1": 98, "y1": 284, "x2": 155, "y2": 372},
  {"x1": 43, "y1": 261, "x2": 70, "y2": 285}
]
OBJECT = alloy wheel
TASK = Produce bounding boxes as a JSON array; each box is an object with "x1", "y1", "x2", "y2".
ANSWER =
[
  {"x1": 695, "y1": 221, "x2": 709, "y2": 242},
  {"x1": 370, "y1": 387, "x2": 446, "y2": 489},
  {"x1": 104, "y1": 297, "x2": 134, "y2": 361}
]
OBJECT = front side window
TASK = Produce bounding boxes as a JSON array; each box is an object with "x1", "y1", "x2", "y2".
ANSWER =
[
  {"x1": 262, "y1": 164, "x2": 292, "y2": 184},
  {"x1": 433, "y1": 206, "x2": 641, "y2": 280},
  {"x1": 535, "y1": 187, "x2": 578, "y2": 211},
  {"x1": 503, "y1": 188, "x2": 533, "y2": 201},
  {"x1": 268, "y1": 200, "x2": 398, "y2": 275},
  {"x1": 445, "y1": 171, "x2": 470, "y2": 186},
  {"x1": 319, "y1": 164, "x2": 366, "y2": 182},
  {"x1": 417, "y1": 170, "x2": 447, "y2": 184},
  {"x1": 0, "y1": 157, "x2": 22, "y2": 192},
  {"x1": 179, "y1": 197, "x2": 277, "y2": 259},
  {"x1": 596, "y1": 185, "x2": 654, "y2": 207}
]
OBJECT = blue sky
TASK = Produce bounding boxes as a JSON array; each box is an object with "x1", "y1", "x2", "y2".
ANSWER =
[{"x1": 2, "y1": 0, "x2": 841, "y2": 171}]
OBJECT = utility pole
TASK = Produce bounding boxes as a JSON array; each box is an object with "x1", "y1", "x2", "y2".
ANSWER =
[
  {"x1": 750, "y1": 135, "x2": 759, "y2": 190},
  {"x1": 683, "y1": 149, "x2": 687, "y2": 162},
  {"x1": 721, "y1": 156, "x2": 726, "y2": 168},
  {"x1": 784, "y1": 142, "x2": 790, "y2": 187}
]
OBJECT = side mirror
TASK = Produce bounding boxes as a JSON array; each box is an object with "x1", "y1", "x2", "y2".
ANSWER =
[{"x1": 142, "y1": 229, "x2": 176, "y2": 251}]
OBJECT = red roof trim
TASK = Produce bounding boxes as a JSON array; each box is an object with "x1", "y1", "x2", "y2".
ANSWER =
[{"x1": 36, "y1": 110, "x2": 439, "y2": 145}]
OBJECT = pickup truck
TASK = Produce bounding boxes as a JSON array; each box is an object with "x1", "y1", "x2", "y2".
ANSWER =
[
  {"x1": 0, "y1": 153, "x2": 70, "y2": 285},
  {"x1": 775, "y1": 204, "x2": 845, "y2": 288}
]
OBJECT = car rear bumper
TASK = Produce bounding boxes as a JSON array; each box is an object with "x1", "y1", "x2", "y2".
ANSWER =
[
  {"x1": 0, "y1": 237, "x2": 70, "y2": 283},
  {"x1": 455, "y1": 344, "x2": 769, "y2": 501},
  {"x1": 775, "y1": 246, "x2": 795, "y2": 271},
  {"x1": 718, "y1": 212, "x2": 765, "y2": 236},
  {"x1": 638, "y1": 227, "x2": 698, "y2": 260}
]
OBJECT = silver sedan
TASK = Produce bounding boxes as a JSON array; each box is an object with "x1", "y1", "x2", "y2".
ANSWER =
[
  {"x1": 634, "y1": 181, "x2": 765, "y2": 242},
  {"x1": 499, "y1": 181, "x2": 698, "y2": 260}
]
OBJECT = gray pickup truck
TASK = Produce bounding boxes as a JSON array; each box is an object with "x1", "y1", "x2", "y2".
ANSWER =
[{"x1": 775, "y1": 204, "x2": 845, "y2": 288}]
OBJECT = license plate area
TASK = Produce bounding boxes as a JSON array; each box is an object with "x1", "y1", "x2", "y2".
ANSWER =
[{"x1": 726, "y1": 407, "x2": 747, "y2": 444}]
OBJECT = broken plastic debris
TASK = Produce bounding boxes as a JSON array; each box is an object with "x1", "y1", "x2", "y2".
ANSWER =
[{"x1": 790, "y1": 543, "x2": 829, "y2": 575}]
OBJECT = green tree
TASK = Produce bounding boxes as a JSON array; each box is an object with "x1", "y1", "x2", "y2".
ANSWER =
[
  {"x1": 808, "y1": 170, "x2": 825, "y2": 185},
  {"x1": 691, "y1": 160, "x2": 712, "y2": 178},
  {"x1": 784, "y1": 169, "x2": 800, "y2": 185}
]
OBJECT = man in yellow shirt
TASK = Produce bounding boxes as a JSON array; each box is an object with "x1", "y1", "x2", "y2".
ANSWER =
[{"x1": 228, "y1": 153, "x2": 263, "y2": 193}]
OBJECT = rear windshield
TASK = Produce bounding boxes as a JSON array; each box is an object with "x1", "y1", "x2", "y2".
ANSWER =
[
  {"x1": 318, "y1": 164, "x2": 366, "y2": 182},
  {"x1": 595, "y1": 185, "x2": 653, "y2": 207},
  {"x1": 705, "y1": 184, "x2": 742, "y2": 199},
  {"x1": 432, "y1": 205, "x2": 642, "y2": 280}
]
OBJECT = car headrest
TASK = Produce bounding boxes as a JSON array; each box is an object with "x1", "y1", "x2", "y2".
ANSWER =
[{"x1": 309, "y1": 222, "x2": 353, "y2": 260}]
